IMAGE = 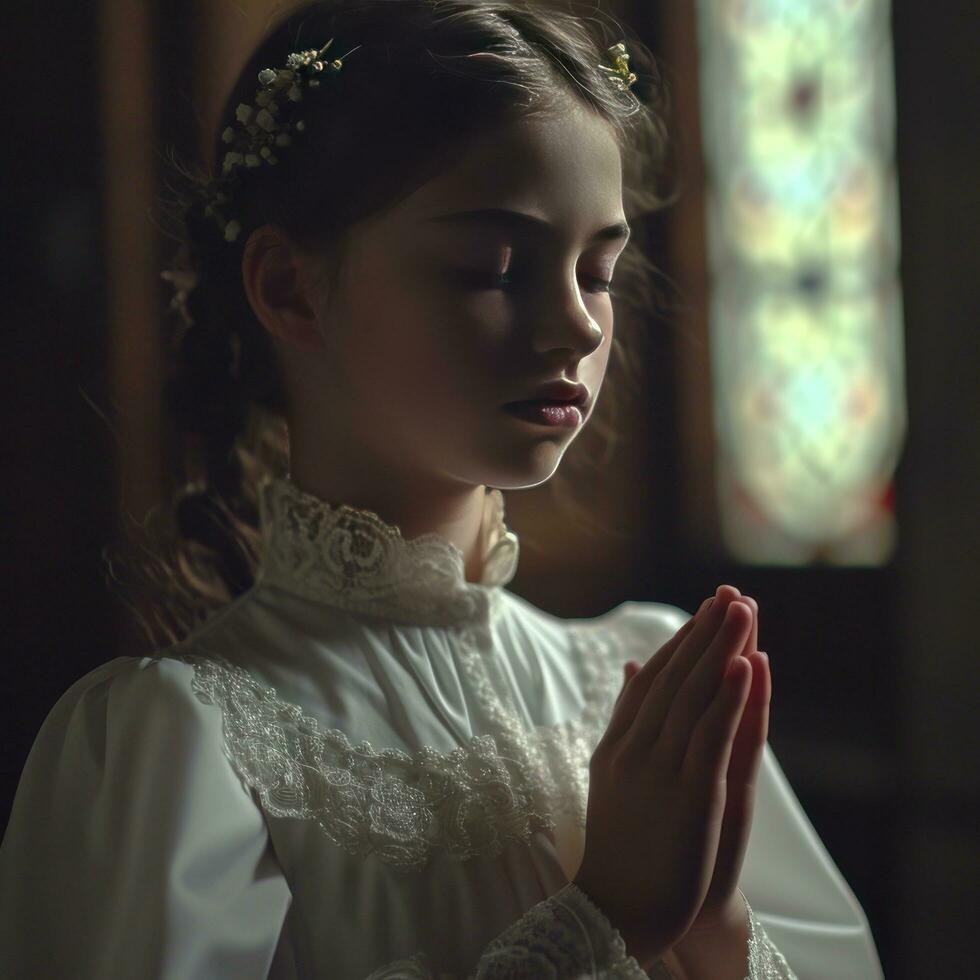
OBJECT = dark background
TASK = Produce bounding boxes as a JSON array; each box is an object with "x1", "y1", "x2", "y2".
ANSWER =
[{"x1": 3, "y1": 2, "x2": 978, "y2": 976}]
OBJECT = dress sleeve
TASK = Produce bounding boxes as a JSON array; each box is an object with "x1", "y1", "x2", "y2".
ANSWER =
[
  {"x1": 736, "y1": 743, "x2": 886, "y2": 979},
  {"x1": 0, "y1": 655, "x2": 292, "y2": 979}
]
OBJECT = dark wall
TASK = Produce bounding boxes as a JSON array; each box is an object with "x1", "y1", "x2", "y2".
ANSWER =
[
  {"x1": 2, "y1": 4, "x2": 116, "y2": 818},
  {"x1": 889, "y1": 1, "x2": 980, "y2": 974}
]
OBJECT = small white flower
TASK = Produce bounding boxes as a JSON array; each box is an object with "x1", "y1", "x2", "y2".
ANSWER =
[
  {"x1": 245, "y1": 153, "x2": 261, "y2": 167},
  {"x1": 287, "y1": 84, "x2": 303, "y2": 102},
  {"x1": 221, "y1": 126, "x2": 236, "y2": 143},
  {"x1": 286, "y1": 53, "x2": 305, "y2": 69},
  {"x1": 161, "y1": 268, "x2": 198, "y2": 291},
  {"x1": 255, "y1": 108, "x2": 276, "y2": 132},
  {"x1": 235, "y1": 103, "x2": 253, "y2": 124},
  {"x1": 257, "y1": 68, "x2": 277, "y2": 86},
  {"x1": 224, "y1": 220, "x2": 242, "y2": 242},
  {"x1": 275, "y1": 132, "x2": 292, "y2": 146},
  {"x1": 222, "y1": 151, "x2": 244, "y2": 173}
]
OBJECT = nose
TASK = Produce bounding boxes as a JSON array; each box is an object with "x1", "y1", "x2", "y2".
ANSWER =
[{"x1": 530, "y1": 276, "x2": 606, "y2": 359}]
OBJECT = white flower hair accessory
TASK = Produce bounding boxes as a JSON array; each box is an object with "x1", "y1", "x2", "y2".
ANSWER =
[
  {"x1": 200, "y1": 37, "x2": 636, "y2": 245},
  {"x1": 599, "y1": 42, "x2": 638, "y2": 92},
  {"x1": 160, "y1": 266, "x2": 199, "y2": 328},
  {"x1": 202, "y1": 38, "x2": 363, "y2": 244},
  {"x1": 164, "y1": 35, "x2": 639, "y2": 325}
]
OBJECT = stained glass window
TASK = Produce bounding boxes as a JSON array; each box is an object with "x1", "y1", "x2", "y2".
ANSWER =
[{"x1": 696, "y1": 0, "x2": 905, "y2": 563}]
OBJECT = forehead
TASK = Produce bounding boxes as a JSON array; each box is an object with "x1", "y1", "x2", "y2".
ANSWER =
[{"x1": 397, "y1": 101, "x2": 626, "y2": 232}]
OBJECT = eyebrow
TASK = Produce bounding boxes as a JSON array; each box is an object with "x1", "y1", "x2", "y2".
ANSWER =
[{"x1": 427, "y1": 207, "x2": 631, "y2": 246}]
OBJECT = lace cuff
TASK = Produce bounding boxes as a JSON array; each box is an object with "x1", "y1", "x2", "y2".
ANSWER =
[
  {"x1": 743, "y1": 894, "x2": 798, "y2": 980},
  {"x1": 365, "y1": 881, "x2": 672, "y2": 979},
  {"x1": 474, "y1": 880, "x2": 666, "y2": 979}
]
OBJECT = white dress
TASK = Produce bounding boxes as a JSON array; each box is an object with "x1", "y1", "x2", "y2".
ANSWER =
[{"x1": 0, "y1": 475, "x2": 885, "y2": 979}]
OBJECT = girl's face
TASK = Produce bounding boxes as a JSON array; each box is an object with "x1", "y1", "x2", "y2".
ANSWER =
[{"x1": 283, "y1": 97, "x2": 629, "y2": 492}]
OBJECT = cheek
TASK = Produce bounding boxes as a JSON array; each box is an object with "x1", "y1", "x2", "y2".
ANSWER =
[
  {"x1": 336, "y1": 276, "x2": 482, "y2": 413},
  {"x1": 389, "y1": 275, "x2": 512, "y2": 397}
]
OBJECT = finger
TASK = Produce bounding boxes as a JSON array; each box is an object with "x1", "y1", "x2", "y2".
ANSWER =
[
  {"x1": 631, "y1": 597, "x2": 751, "y2": 754},
  {"x1": 727, "y1": 650, "x2": 770, "y2": 789},
  {"x1": 680, "y1": 654, "x2": 753, "y2": 785},
  {"x1": 613, "y1": 660, "x2": 639, "y2": 710},
  {"x1": 705, "y1": 651, "x2": 770, "y2": 903},
  {"x1": 738, "y1": 596, "x2": 758, "y2": 660},
  {"x1": 636, "y1": 595, "x2": 715, "y2": 683},
  {"x1": 612, "y1": 586, "x2": 741, "y2": 746},
  {"x1": 649, "y1": 586, "x2": 742, "y2": 695},
  {"x1": 602, "y1": 595, "x2": 718, "y2": 744},
  {"x1": 655, "y1": 600, "x2": 753, "y2": 766}
]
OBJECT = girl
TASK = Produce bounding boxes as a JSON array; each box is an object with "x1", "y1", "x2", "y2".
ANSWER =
[{"x1": 0, "y1": 1, "x2": 885, "y2": 976}]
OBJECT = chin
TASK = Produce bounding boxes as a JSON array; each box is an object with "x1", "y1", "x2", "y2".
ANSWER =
[{"x1": 480, "y1": 446, "x2": 571, "y2": 492}]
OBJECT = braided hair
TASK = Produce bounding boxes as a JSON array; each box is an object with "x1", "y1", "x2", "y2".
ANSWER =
[{"x1": 104, "y1": 0, "x2": 674, "y2": 652}]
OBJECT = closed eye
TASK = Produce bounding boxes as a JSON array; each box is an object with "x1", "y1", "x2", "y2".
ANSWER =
[{"x1": 454, "y1": 270, "x2": 616, "y2": 295}]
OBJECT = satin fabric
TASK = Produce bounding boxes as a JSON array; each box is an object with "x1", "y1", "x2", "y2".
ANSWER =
[{"x1": 0, "y1": 475, "x2": 885, "y2": 978}]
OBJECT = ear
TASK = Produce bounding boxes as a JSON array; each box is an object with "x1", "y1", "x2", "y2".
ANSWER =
[{"x1": 241, "y1": 224, "x2": 325, "y2": 353}]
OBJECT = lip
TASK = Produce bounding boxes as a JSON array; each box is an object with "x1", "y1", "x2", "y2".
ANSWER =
[
  {"x1": 505, "y1": 380, "x2": 591, "y2": 413},
  {"x1": 502, "y1": 400, "x2": 584, "y2": 429}
]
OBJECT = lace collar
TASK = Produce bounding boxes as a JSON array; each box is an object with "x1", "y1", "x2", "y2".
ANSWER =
[{"x1": 254, "y1": 474, "x2": 520, "y2": 627}]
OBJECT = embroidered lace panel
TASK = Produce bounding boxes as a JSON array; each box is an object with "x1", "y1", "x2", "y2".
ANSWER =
[
  {"x1": 179, "y1": 649, "x2": 553, "y2": 873},
  {"x1": 255, "y1": 475, "x2": 520, "y2": 627},
  {"x1": 171, "y1": 618, "x2": 620, "y2": 874}
]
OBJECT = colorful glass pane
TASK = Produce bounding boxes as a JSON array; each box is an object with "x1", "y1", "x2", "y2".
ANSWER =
[{"x1": 697, "y1": 0, "x2": 905, "y2": 563}]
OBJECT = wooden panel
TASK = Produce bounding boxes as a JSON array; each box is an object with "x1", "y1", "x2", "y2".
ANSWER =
[{"x1": 99, "y1": 0, "x2": 164, "y2": 523}]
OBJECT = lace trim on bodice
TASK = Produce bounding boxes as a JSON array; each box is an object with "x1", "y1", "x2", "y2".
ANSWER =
[
  {"x1": 166, "y1": 618, "x2": 622, "y2": 873},
  {"x1": 178, "y1": 650, "x2": 553, "y2": 872},
  {"x1": 255, "y1": 475, "x2": 520, "y2": 627}
]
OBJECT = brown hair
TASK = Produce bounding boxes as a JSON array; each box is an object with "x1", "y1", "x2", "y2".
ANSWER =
[{"x1": 104, "y1": 0, "x2": 674, "y2": 652}]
